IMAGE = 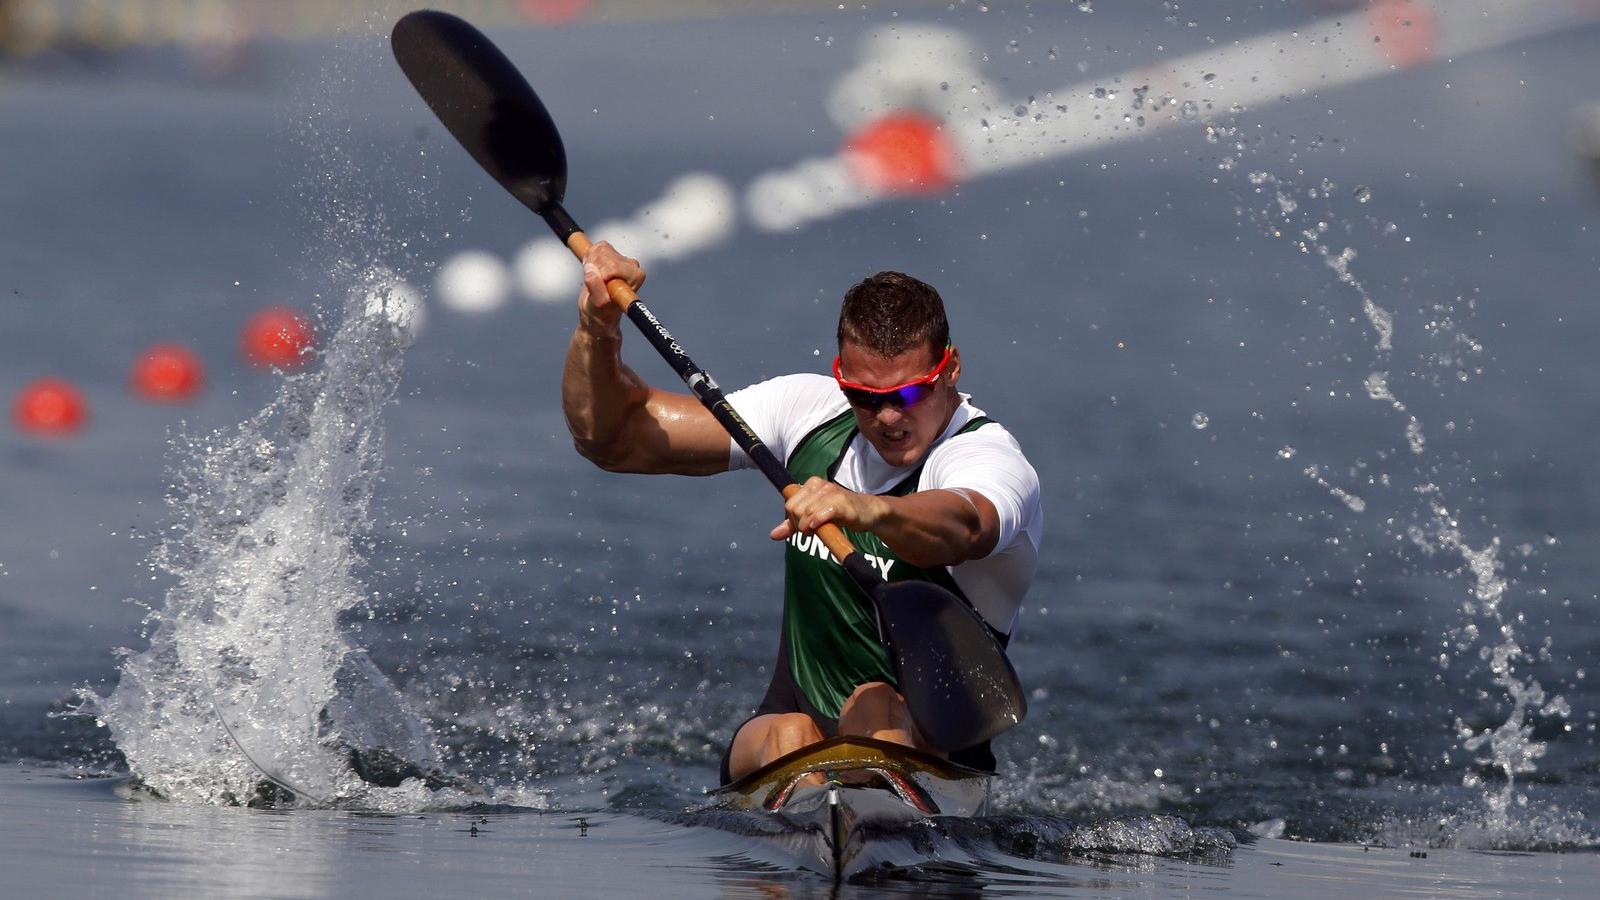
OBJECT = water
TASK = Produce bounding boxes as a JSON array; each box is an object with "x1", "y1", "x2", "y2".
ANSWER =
[{"x1": 2, "y1": 3, "x2": 1599, "y2": 894}]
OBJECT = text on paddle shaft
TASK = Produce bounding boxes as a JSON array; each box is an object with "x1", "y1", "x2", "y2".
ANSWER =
[
  {"x1": 632, "y1": 302, "x2": 685, "y2": 357},
  {"x1": 787, "y1": 531, "x2": 895, "y2": 578}
]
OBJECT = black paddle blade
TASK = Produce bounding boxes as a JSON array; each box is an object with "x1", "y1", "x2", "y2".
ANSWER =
[
  {"x1": 874, "y1": 581, "x2": 1027, "y2": 752},
  {"x1": 391, "y1": 10, "x2": 566, "y2": 214}
]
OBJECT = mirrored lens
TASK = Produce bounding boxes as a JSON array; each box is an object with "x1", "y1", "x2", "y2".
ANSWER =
[{"x1": 842, "y1": 381, "x2": 937, "y2": 411}]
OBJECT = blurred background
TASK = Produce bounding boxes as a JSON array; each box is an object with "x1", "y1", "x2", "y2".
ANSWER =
[{"x1": 2, "y1": 0, "x2": 1599, "y2": 846}]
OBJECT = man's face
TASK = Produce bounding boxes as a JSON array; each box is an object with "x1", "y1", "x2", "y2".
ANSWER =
[{"x1": 835, "y1": 339, "x2": 962, "y2": 468}]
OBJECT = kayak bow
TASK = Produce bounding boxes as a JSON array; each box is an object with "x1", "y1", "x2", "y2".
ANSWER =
[{"x1": 713, "y1": 735, "x2": 991, "y2": 880}]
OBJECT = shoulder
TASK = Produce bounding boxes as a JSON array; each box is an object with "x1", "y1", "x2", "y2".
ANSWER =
[
  {"x1": 936, "y1": 404, "x2": 1032, "y2": 464},
  {"x1": 729, "y1": 372, "x2": 839, "y2": 408},
  {"x1": 726, "y1": 373, "x2": 849, "y2": 465},
  {"x1": 924, "y1": 414, "x2": 1039, "y2": 495}
]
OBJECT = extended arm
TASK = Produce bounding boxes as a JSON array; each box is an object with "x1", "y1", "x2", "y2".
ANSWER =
[
  {"x1": 771, "y1": 478, "x2": 1000, "y2": 568},
  {"x1": 560, "y1": 242, "x2": 734, "y2": 475}
]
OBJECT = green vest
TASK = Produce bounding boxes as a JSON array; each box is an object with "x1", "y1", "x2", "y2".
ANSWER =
[{"x1": 781, "y1": 410, "x2": 994, "y2": 718}]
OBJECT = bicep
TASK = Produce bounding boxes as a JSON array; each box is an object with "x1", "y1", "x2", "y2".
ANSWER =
[
  {"x1": 924, "y1": 433, "x2": 1040, "y2": 559},
  {"x1": 946, "y1": 488, "x2": 1002, "y2": 559},
  {"x1": 608, "y1": 389, "x2": 733, "y2": 475}
]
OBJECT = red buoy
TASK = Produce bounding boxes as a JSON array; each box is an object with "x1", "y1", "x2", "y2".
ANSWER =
[
  {"x1": 241, "y1": 306, "x2": 315, "y2": 370},
  {"x1": 13, "y1": 378, "x2": 87, "y2": 436},
  {"x1": 1368, "y1": 0, "x2": 1438, "y2": 69},
  {"x1": 130, "y1": 343, "x2": 204, "y2": 402},
  {"x1": 517, "y1": 0, "x2": 592, "y2": 23},
  {"x1": 845, "y1": 112, "x2": 957, "y2": 195}
]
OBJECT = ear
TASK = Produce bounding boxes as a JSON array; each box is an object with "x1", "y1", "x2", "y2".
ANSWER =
[{"x1": 946, "y1": 346, "x2": 962, "y2": 388}]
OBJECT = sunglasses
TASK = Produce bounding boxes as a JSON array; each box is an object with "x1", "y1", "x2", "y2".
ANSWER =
[{"x1": 832, "y1": 344, "x2": 954, "y2": 411}]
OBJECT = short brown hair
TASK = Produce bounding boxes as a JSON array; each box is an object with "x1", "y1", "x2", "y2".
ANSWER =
[{"x1": 836, "y1": 271, "x2": 950, "y2": 360}]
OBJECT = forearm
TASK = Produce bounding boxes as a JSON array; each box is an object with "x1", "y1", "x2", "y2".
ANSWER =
[
  {"x1": 868, "y1": 489, "x2": 997, "y2": 568},
  {"x1": 561, "y1": 326, "x2": 650, "y2": 469}
]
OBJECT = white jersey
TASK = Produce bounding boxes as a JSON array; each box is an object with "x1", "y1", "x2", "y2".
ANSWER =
[{"x1": 726, "y1": 373, "x2": 1042, "y2": 635}]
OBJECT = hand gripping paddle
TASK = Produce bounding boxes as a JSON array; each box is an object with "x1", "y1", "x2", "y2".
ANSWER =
[{"x1": 391, "y1": 9, "x2": 1025, "y2": 752}]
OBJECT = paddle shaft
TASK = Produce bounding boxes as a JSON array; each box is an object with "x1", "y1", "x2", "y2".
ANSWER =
[{"x1": 563, "y1": 229, "x2": 869, "y2": 577}]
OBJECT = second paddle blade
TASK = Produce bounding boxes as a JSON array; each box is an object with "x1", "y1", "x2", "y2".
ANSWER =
[
  {"x1": 391, "y1": 10, "x2": 568, "y2": 214},
  {"x1": 875, "y1": 580, "x2": 1027, "y2": 752}
]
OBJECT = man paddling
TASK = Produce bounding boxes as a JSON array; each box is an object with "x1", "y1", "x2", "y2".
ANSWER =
[{"x1": 561, "y1": 243, "x2": 1042, "y2": 782}]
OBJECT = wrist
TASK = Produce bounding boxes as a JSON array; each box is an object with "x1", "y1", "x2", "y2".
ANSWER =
[
  {"x1": 576, "y1": 318, "x2": 624, "y2": 344},
  {"x1": 861, "y1": 494, "x2": 893, "y2": 531}
]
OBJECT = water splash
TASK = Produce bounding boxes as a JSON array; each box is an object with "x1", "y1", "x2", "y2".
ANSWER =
[
  {"x1": 1408, "y1": 484, "x2": 1573, "y2": 844},
  {"x1": 1362, "y1": 372, "x2": 1425, "y2": 455},
  {"x1": 1301, "y1": 463, "x2": 1367, "y2": 514},
  {"x1": 79, "y1": 269, "x2": 449, "y2": 807},
  {"x1": 1233, "y1": 159, "x2": 1579, "y2": 847}
]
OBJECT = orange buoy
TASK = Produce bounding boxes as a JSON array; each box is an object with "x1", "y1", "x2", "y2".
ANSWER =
[
  {"x1": 241, "y1": 306, "x2": 315, "y2": 370},
  {"x1": 13, "y1": 378, "x2": 87, "y2": 436},
  {"x1": 845, "y1": 112, "x2": 957, "y2": 195},
  {"x1": 130, "y1": 343, "x2": 204, "y2": 402}
]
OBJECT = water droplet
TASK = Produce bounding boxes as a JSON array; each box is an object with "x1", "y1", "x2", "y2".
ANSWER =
[
  {"x1": 1353, "y1": 185, "x2": 1372, "y2": 203},
  {"x1": 1077, "y1": 0, "x2": 1093, "y2": 11},
  {"x1": 1191, "y1": 412, "x2": 1210, "y2": 430},
  {"x1": 1278, "y1": 445, "x2": 1297, "y2": 460}
]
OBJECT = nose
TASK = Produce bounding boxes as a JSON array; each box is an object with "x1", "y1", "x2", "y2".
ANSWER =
[{"x1": 874, "y1": 404, "x2": 907, "y2": 427}]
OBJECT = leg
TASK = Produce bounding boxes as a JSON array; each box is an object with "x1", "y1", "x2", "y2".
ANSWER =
[
  {"x1": 725, "y1": 712, "x2": 826, "y2": 782},
  {"x1": 836, "y1": 681, "x2": 940, "y2": 755}
]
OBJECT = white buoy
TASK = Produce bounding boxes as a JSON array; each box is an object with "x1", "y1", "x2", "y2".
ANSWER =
[
  {"x1": 747, "y1": 156, "x2": 865, "y2": 233},
  {"x1": 746, "y1": 170, "x2": 808, "y2": 232},
  {"x1": 825, "y1": 26, "x2": 984, "y2": 131},
  {"x1": 436, "y1": 250, "x2": 511, "y2": 314},
  {"x1": 515, "y1": 238, "x2": 582, "y2": 304},
  {"x1": 642, "y1": 172, "x2": 738, "y2": 259}
]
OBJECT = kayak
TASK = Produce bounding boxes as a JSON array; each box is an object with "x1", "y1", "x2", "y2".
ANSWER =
[{"x1": 711, "y1": 735, "x2": 993, "y2": 880}]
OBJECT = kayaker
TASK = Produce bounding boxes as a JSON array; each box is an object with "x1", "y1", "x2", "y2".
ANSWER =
[{"x1": 561, "y1": 242, "x2": 1042, "y2": 783}]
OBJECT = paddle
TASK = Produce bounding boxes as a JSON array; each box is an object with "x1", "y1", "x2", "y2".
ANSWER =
[{"x1": 390, "y1": 9, "x2": 1025, "y2": 752}]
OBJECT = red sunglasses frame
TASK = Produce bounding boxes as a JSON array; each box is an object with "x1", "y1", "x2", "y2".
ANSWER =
[{"x1": 832, "y1": 344, "x2": 954, "y2": 410}]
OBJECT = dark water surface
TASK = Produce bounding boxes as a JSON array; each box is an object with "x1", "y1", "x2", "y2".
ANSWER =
[{"x1": 3, "y1": 3, "x2": 1599, "y2": 893}]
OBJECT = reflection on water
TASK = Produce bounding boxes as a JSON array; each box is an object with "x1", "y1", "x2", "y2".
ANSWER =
[{"x1": 11, "y1": 770, "x2": 1595, "y2": 899}]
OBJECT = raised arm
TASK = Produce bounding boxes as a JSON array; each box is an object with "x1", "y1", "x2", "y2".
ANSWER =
[{"x1": 560, "y1": 242, "x2": 735, "y2": 475}]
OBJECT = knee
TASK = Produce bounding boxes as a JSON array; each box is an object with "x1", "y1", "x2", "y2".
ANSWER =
[
  {"x1": 839, "y1": 681, "x2": 902, "y2": 722},
  {"x1": 767, "y1": 712, "x2": 822, "y2": 750}
]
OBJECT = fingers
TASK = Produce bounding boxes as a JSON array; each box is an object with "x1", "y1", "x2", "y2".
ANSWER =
[
  {"x1": 581, "y1": 241, "x2": 645, "y2": 294},
  {"x1": 772, "y1": 477, "x2": 845, "y2": 539},
  {"x1": 576, "y1": 241, "x2": 644, "y2": 333}
]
